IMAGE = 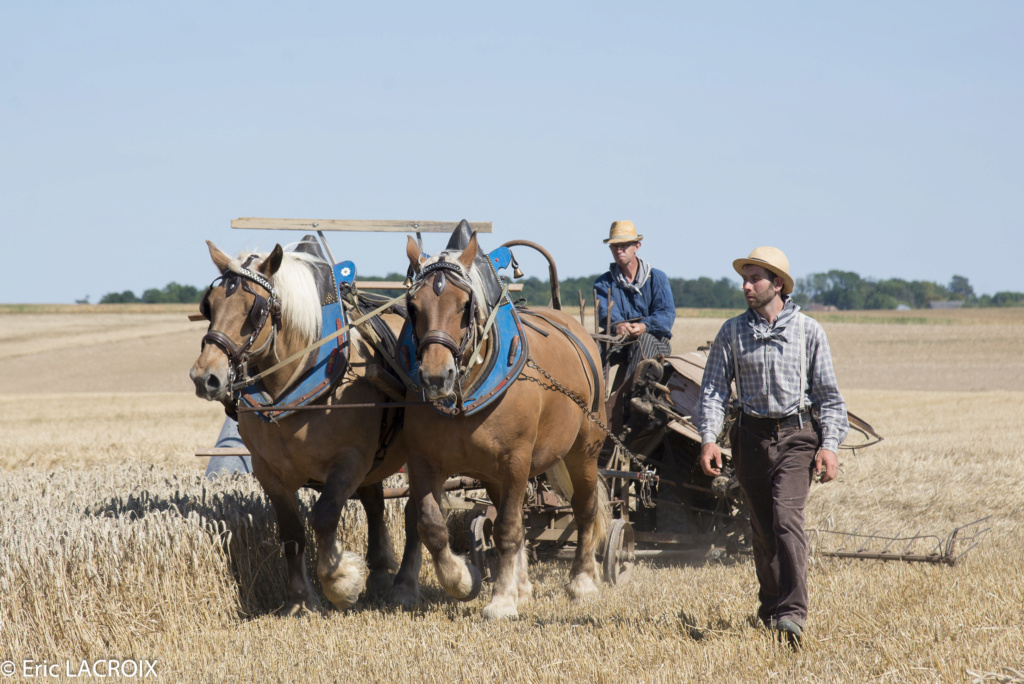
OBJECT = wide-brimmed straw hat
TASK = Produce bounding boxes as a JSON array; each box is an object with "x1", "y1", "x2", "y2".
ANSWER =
[
  {"x1": 733, "y1": 246, "x2": 795, "y2": 295},
  {"x1": 603, "y1": 220, "x2": 643, "y2": 244}
]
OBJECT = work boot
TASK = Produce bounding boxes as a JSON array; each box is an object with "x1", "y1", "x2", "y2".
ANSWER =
[{"x1": 775, "y1": 619, "x2": 803, "y2": 648}]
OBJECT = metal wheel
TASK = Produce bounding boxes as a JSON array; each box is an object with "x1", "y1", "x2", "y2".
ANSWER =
[
  {"x1": 469, "y1": 515, "x2": 496, "y2": 582},
  {"x1": 602, "y1": 518, "x2": 635, "y2": 585}
]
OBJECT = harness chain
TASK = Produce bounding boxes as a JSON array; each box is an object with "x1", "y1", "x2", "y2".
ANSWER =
[
  {"x1": 518, "y1": 356, "x2": 645, "y2": 469},
  {"x1": 231, "y1": 291, "x2": 407, "y2": 393},
  {"x1": 519, "y1": 356, "x2": 656, "y2": 506}
]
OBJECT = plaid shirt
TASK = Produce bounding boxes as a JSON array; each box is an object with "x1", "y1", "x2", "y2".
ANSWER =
[{"x1": 698, "y1": 302, "x2": 849, "y2": 453}]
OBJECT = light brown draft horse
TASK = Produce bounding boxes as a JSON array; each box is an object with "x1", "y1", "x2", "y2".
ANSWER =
[
  {"x1": 404, "y1": 233, "x2": 609, "y2": 619},
  {"x1": 189, "y1": 241, "x2": 421, "y2": 613}
]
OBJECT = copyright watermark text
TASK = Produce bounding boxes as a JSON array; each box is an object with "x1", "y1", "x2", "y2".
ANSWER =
[{"x1": 2, "y1": 659, "x2": 158, "y2": 678}]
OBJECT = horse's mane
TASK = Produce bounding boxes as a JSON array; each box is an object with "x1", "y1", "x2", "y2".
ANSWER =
[
  {"x1": 418, "y1": 250, "x2": 491, "y2": 324},
  {"x1": 228, "y1": 249, "x2": 323, "y2": 342}
]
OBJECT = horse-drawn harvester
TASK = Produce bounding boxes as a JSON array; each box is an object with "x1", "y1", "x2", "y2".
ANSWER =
[{"x1": 192, "y1": 219, "x2": 981, "y2": 613}]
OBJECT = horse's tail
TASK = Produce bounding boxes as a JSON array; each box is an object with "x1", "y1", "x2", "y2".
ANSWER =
[{"x1": 544, "y1": 461, "x2": 611, "y2": 548}]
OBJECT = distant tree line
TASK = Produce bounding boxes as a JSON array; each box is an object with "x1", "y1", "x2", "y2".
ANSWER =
[
  {"x1": 515, "y1": 273, "x2": 1023, "y2": 310},
  {"x1": 515, "y1": 275, "x2": 747, "y2": 309},
  {"x1": 792, "y1": 272, "x2": 1024, "y2": 309},
  {"x1": 96, "y1": 273, "x2": 1024, "y2": 310},
  {"x1": 99, "y1": 282, "x2": 202, "y2": 304}
]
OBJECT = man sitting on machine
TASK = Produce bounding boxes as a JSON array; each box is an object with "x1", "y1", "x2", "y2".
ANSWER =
[{"x1": 593, "y1": 220, "x2": 676, "y2": 393}]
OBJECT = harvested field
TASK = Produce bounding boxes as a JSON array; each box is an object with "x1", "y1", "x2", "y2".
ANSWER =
[{"x1": 0, "y1": 306, "x2": 1022, "y2": 682}]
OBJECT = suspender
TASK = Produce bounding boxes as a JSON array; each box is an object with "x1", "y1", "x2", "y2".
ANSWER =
[
  {"x1": 730, "y1": 315, "x2": 742, "y2": 408},
  {"x1": 731, "y1": 312, "x2": 810, "y2": 426},
  {"x1": 797, "y1": 312, "x2": 806, "y2": 427}
]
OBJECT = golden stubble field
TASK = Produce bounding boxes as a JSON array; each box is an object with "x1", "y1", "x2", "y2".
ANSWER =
[{"x1": 1, "y1": 305, "x2": 1022, "y2": 683}]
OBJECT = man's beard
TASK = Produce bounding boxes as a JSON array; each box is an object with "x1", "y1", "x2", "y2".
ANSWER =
[{"x1": 747, "y1": 286, "x2": 779, "y2": 310}]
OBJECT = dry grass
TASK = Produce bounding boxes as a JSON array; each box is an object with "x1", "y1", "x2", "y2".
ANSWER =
[
  {"x1": 0, "y1": 393, "x2": 222, "y2": 471},
  {"x1": 664, "y1": 313, "x2": 1024, "y2": 392},
  {"x1": 1, "y1": 308, "x2": 1022, "y2": 682}
]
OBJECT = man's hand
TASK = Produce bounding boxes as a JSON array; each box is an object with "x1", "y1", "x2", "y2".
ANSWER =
[
  {"x1": 814, "y1": 449, "x2": 838, "y2": 483},
  {"x1": 614, "y1": 321, "x2": 647, "y2": 338},
  {"x1": 700, "y1": 442, "x2": 722, "y2": 476}
]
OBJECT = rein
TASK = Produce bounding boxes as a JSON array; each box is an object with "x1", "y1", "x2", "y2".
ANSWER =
[
  {"x1": 230, "y1": 291, "x2": 407, "y2": 392},
  {"x1": 465, "y1": 281, "x2": 508, "y2": 369}
]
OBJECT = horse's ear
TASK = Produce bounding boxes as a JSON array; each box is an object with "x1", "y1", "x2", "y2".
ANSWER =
[
  {"x1": 259, "y1": 244, "x2": 284, "y2": 278},
  {"x1": 457, "y1": 232, "x2": 478, "y2": 271},
  {"x1": 406, "y1": 236, "x2": 425, "y2": 271},
  {"x1": 207, "y1": 240, "x2": 231, "y2": 274}
]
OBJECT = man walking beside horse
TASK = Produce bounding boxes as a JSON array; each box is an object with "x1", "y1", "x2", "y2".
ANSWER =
[{"x1": 698, "y1": 246, "x2": 848, "y2": 648}]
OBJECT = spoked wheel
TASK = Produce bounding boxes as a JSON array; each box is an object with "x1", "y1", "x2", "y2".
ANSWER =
[
  {"x1": 469, "y1": 515, "x2": 496, "y2": 582},
  {"x1": 602, "y1": 518, "x2": 635, "y2": 586}
]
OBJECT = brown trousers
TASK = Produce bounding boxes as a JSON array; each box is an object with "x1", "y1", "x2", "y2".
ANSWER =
[{"x1": 731, "y1": 417, "x2": 819, "y2": 629}]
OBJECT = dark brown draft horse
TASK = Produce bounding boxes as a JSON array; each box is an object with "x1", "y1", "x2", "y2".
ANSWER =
[
  {"x1": 404, "y1": 233, "x2": 609, "y2": 619},
  {"x1": 189, "y1": 241, "x2": 420, "y2": 613}
]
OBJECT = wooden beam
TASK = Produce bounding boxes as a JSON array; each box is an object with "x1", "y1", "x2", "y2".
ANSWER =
[
  {"x1": 184, "y1": 282, "x2": 528, "y2": 319},
  {"x1": 232, "y1": 218, "x2": 492, "y2": 233}
]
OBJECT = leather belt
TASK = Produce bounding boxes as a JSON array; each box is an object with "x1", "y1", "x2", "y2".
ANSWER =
[{"x1": 741, "y1": 410, "x2": 812, "y2": 432}]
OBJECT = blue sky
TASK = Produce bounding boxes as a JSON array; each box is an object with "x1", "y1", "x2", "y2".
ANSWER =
[{"x1": 1, "y1": 1, "x2": 1021, "y2": 303}]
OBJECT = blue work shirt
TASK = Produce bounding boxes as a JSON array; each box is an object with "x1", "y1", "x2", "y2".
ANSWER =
[{"x1": 594, "y1": 263, "x2": 676, "y2": 338}]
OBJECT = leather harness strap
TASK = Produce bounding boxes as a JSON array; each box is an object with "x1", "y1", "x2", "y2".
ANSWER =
[
  {"x1": 517, "y1": 309, "x2": 601, "y2": 412},
  {"x1": 417, "y1": 329, "x2": 463, "y2": 358},
  {"x1": 200, "y1": 265, "x2": 280, "y2": 373}
]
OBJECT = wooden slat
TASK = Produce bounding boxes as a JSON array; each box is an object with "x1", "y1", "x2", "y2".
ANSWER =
[
  {"x1": 187, "y1": 282, "x2": 526, "y2": 320},
  {"x1": 231, "y1": 218, "x2": 492, "y2": 233}
]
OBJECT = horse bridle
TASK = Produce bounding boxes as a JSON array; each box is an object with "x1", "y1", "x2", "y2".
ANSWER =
[
  {"x1": 406, "y1": 257, "x2": 479, "y2": 366},
  {"x1": 199, "y1": 256, "x2": 282, "y2": 379}
]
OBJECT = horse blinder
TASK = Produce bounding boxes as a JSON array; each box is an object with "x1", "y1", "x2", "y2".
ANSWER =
[{"x1": 199, "y1": 274, "x2": 243, "y2": 321}]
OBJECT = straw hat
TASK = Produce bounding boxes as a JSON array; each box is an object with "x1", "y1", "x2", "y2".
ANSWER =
[
  {"x1": 603, "y1": 220, "x2": 643, "y2": 244},
  {"x1": 733, "y1": 246, "x2": 795, "y2": 295}
]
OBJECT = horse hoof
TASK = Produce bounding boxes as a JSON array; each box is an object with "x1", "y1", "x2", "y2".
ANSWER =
[
  {"x1": 320, "y1": 550, "x2": 368, "y2": 609},
  {"x1": 482, "y1": 598, "x2": 519, "y2": 620},
  {"x1": 276, "y1": 598, "x2": 321, "y2": 617},
  {"x1": 365, "y1": 569, "x2": 395, "y2": 596},
  {"x1": 386, "y1": 583, "x2": 421, "y2": 610},
  {"x1": 567, "y1": 574, "x2": 599, "y2": 600},
  {"x1": 459, "y1": 563, "x2": 483, "y2": 602}
]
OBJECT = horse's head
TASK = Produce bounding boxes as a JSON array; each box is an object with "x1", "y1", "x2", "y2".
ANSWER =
[
  {"x1": 190, "y1": 241, "x2": 283, "y2": 402},
  {"x1": 405, "y1": 232, "x2": 486, "y2": 401}
]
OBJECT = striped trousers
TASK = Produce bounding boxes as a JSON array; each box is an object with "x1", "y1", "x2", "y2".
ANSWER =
[{"x1": 604, "y1": 332, "x2": 671, "y2": 390}]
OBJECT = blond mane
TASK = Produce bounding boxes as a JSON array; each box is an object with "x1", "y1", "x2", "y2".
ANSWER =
[{"x1": 228, "y1": 249, "x2": 324, "y2": 343}]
